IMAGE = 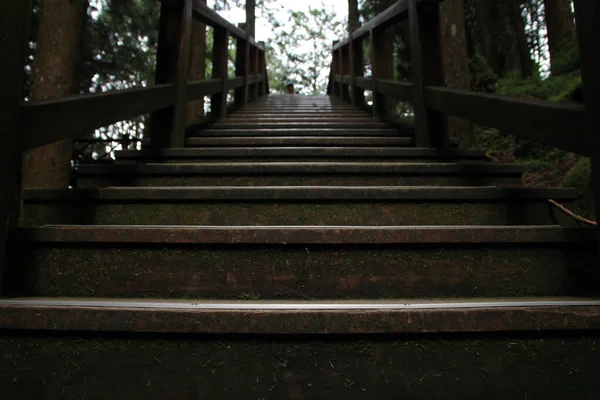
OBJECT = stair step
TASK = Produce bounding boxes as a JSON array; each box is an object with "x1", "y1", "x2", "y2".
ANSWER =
[
  {"x1": 21, "y1": 186, "x2": 579, "y2": 226},
  {"x1": 208, "y1": 122, "x2": 389, "y2": 129},
  {"x1": 76, "y1": 162, "x2": 522, "y2": 187},
  {"x1": 117, "y1": 147, "x2": 489, "y2": 163},
  {"x1": 193, "y1": 128, "x2": 407, "y2": 136},
  {"x1": 226, "y1": 112, "x2": 371, "y2": 118},
  {"x1": 183, "y1": 137, "x2": 410, "y2": 146},
  {"x1": 6, "y1": 225, "x2": 597, "y2": 299},
  {"x1": 1, "y1": 297, "x2": 600, "y2": 399}
]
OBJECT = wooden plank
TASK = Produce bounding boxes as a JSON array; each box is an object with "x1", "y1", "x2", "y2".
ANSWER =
[
  {"x1": 226, "y1": 77, "x2": 245, "y2": 90},
  {"x1": 258, "y1": 42, "x2": 266, "y2": 96},
  {"x1": 331, "y1": 40, "x2": 340, "y2": 96},
  {"x1": 250, "y1": 46, "x2": 259, "y2": 101},
  {"x1": 573, "y1": 0, "x2": 600, "y2": 255},
  {"x1": 354, "y1": 77, "x2": 373, "y2": 91},
  {"x1": 424, "y1": 86, "x2": 588, "y2": 156},
  {"x1": 377, "y1": 79, "x2": 414, "y2": 100},
  {"x1": 21, "y1": 80, "x2": 223, "y2": 151},
  {"x1": 190, "y1": 0, "x2": 263, "y2": 49},
  {"x1": 211, "y1": 28, "x2": 229, "y2": 119},
  {"x1": 410, "y1": 0, "x2": 447, "y2": 148},
  {"x1": 169, "y1": 0, "x2": 193, "y2": 148},
  {"x1": 0, "y1": 0, "x2": 33, "y2": 294}
]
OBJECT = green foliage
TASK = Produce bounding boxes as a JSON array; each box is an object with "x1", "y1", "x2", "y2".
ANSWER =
[
  {"x1": 551, "y1": 40, "x2": 581, "y2": 76},
  {"x1": 495, "y1": 70, "x2": 581, "y2": 102},
  {"x1": 469, "y1": 53, "x2": 498, "y2": 92}
]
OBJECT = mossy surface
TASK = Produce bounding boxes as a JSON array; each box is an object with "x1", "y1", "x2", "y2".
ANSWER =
[
  {"x1": 22, "y1": 201, "x2": 570, "y2": 226},
  {"x1": 79, "y1": 175, "x2": 521, "y2": 188},
  {"x1": 5, "y1": 244, "x2": 598, "y2": 299},
  {"x1": 1, "y1": 333, "x2": 600, "y2": 400}
]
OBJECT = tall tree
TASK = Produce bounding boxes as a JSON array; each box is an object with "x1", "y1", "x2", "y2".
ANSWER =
[
  {"x1": 246, "y1": 0, "x2": 256, "y2": 37},
  {"x1": 543, "y1": 0, "x2": 576, "y2": 75},
  {"x1": 439, "y1": 0, "x2": 474, "y2": 142},
  {"x1": 511, "y1": 0, "x2": 534, "y2": 77},
  {"x1": 348, "y1": 0, "x2": 360, "y2": 33},
  {"x1": 474, "y1": 0, "x2": 499, "y2": 75},
  {"x1": 22, "y1": 0, "x2": 87, "y2": 188}
]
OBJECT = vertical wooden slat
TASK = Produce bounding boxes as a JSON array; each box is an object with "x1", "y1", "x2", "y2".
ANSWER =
[
  {"x1": 352, "y1": 38, "x2": 365, "y2": 109},
  {"x1": 340, "y1": 45, "x2": 351, "y2": 102},
  {"x1": 573, "y1": 0, "x2": 600, "y2": 260},
  {"x1": 249, "y1": 45, "x2": 259, "y2": 102},
  {"x1": 149, "y1": 1, "x2": 183, "y2": 149},
  {"x1": 409, "y1": 0, "x2": 447, "y2": 149},
  {"x1": 0, "y1": 0, "x2": 34, "y2": 293},
  {"x1": 169, "y1": 0, "x2": 193, "y2": 148},
  {"x1": 370, "y1": 28, "x2": 393, "y2": 121},
  {"x1": 211, "y1": 27, "x2": 230, "y2": 120},
  {"x1": 235, "y1": 32, "x2": 248, "y2": 107}
]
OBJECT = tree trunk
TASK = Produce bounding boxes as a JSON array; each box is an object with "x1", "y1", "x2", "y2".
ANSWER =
[
  {"x1": 246, "y1": 0, "x2": 256, "y2": 37},
  {"x1": 21, "y1": 0, "x2": 86, "y2": 189},
  {"x1": 348, "y1": 0, "x2": 360, "y2": 33},
  {"x1": 511, "y1": 0, "x2": 534, "y2": 78},
  {"x1": 186, "y1": 0, "x2": 207, "y2": 125},
  {"x1": 474, "y1": 0, "x2": 499, "y2": 75},
  {"x1": 440, "y1": 0, "x2": 474, "y2": 143},
  {"x1": 543, "y1": 0, "x2": 576, "y2": 75}
]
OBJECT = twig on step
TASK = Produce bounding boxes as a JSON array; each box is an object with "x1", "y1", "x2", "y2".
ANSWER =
[{"x1": 548, "y1": 199, "x2": 597, "y2": 227}]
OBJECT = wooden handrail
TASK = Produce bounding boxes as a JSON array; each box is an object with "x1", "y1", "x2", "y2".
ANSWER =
[{"x1": 328, "y1": 0, "x2": 590, "y2": 156}]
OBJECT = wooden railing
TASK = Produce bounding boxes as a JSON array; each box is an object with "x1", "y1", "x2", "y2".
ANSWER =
[
  {"x1": 328, "y1": 0, "x2": 600, "y2": 242},
  {"x1": 0, "y1": 0, "x2": 268, "y2": 287}
]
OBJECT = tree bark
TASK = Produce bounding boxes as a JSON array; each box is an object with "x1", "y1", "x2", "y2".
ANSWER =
[
  {"x1": 186, "y1": 0, "x2": 207, "y2": 125},
  {"x1": 348, "y1": 0, "x2": 360, "y2": 33},
  {"x1": 474, "y1": 0, "x2": 499, "y2": 75},
  {"x1": 511, "y1": 0, "x2": 534, "y2": 78},
  {"x1": 22, "y1": 0, "x2": 86, "y2": 188},
  {"x1": 246, "y1": 0, "x2": 256, "y2": 37},
  {"x1": 543, "y1": 0, "x2": 577, "y2": 75},
  {"x1": 439, "y1": 0, "x2": 474, "y2": 143}
]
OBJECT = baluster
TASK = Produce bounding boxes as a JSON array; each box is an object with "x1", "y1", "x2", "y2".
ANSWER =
[
  {"x1": 235, "y1": 25, "x2": 249, "y2": 107},
  {"x1": 352, "y1": 38, "x2": 365, "y2": 109},
  {"x1": 409, "y1": 0, "x2": 446, "y2": 149},
  {"x1": 258, "y1": 41, "x2": 267, "y2": 97},
  {"x1": 340, "y1": 45, "x2": 351, "y2": 102}
]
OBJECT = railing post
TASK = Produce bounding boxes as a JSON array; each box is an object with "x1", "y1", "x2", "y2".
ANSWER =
[
  {"x1": 370, "y1": 28, "x2": 393, "y2": 121},
  {"x1": 170, "y1": 0, "x2": 193, "y2": 148},
  {"x1": 249, "y1": 45, "x2": 259, "y2": 102},
  {"x1": 211, "y1": 27, "x2": 230, "y2": 120},
  {"x1": 340, "y1": 45, "x2": 351, "y2": 102},
  {"x1": 331, "y1": 40, "x2": 340, "y2": 97},
  {"x1": 150, "y1": 0, "x2": 185, "y2": 149},
  {"x1": 235, "y1": 24, "x2": 249, "y2": 107},
  {"x1": 0, "y1": 0, "x2": 34, "y2": 294},
  {"x1": 351, "y1": 38, "x2": 365, "y2": 109},
  {"x1": 573, "y1": 0, "x2": 600, "y2": 260},
  {"x1": 258, "y1": 42, "x2": 266, "y2": 97},
  {"x1": 409, "y1": 0, "x2": 447, "y2": 149}
]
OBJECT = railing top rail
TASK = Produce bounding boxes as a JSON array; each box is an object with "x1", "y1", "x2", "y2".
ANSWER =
[
  {"x1": 190, "y1": 0, "x2": 264, "y2": 49},
  {"x1": 332, "y1": 0, "x2": 440, "y2": 51}
]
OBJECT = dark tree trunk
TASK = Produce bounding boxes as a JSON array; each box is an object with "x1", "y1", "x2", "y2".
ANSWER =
[
  {"x1": 543, "y1": 0, "x2": 577, "y2": 75},
  {"x1": 511, "y1": 0, "x2": 534, "y2": 77},
  {"x1": 440, "y1": 0, "x2": 474, "y2": 143},
  {"x1": 246, "y1": 0, "x2": 256, "y2": 37},
  {"x1": 348, "y1": 0, "x2": 360, "y2": 33},
  {"x1": 21, "y1": 0, "x2": 87, "y2": 188},
  {"x1": 475, "y1": 0, "x2": 499, "y2": 74}
]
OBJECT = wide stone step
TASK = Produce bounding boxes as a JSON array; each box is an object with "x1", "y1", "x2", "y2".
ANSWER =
[
  {"x1": 226, "y1": 112, "x2": 372, "y2": 118},
  {"x1": 21, "y1": 186, "x2": 579, "y2": 226},
  {"x1": 5, "y1": 226, "x2": 597, "y2": 299},
  {"x1": 75, "y1": 162, "x2": 523, "y2": 187},
  {"x1": 117, "y1": 147, "x2": 488, "y2": 163},
  {"x1": 1, "y1": 298, "x2": 600, "y2": 399},
  {"x1": 183, "y1": 137, "x2": 410, "y2": 146}
]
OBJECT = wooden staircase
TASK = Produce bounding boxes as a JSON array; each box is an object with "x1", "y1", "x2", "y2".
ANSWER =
[{"x1": 2, "y1": 95, "x2": 600, "y2": 398}]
